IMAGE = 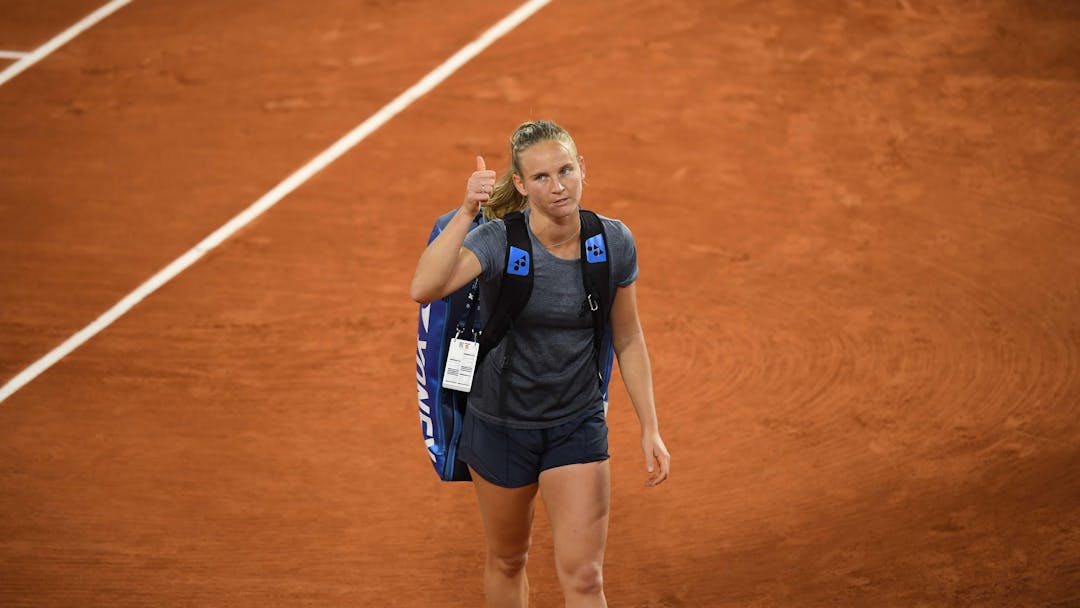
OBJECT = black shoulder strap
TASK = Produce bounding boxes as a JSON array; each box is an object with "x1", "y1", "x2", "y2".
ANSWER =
[
  {"x1": 477, "y1": 211, "x2": 533, "y2": 363},
  {"x1": 455, "y1": 212, "x2": 486, "y2": 340},
  {"x1": 579, "y1": 209, "x2": 612, "y2": 387}
]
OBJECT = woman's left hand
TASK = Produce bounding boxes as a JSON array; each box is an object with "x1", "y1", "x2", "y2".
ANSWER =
[{"x1": 642, "y1": 431, "x2": 670, "y2": 487}]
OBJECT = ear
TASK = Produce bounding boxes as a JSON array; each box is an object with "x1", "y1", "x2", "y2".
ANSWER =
[
  {"x1": 511, "y1": 173, "x2": 527, "y2": 196},
  {"x1": 578, "y1": 155, "x2": 586, "y2": 182}
]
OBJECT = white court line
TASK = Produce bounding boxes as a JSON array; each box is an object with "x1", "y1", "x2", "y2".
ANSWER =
[
  {"x1": 0, "y1": 50, "x2": 29, "y2": 60},
  {"x1": 0, "y1": 0, "x2": 134, "y2": 87},
  {"x1": 0, "y1": 0, "x2": 552, "y2": 404}
]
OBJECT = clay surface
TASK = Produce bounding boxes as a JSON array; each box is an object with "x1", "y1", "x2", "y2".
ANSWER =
[{"x1": 1, "y1": 1, "x2": 1078, "y2": 606}]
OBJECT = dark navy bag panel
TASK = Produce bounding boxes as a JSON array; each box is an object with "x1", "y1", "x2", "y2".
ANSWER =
[{"x1": 416, "y1": 208, "x2": 478, "y2": 482}]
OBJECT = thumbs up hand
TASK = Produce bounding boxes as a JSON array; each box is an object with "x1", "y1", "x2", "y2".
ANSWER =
[{"x1": 463, "y1": 155, "x2": 497, "y2": 213}]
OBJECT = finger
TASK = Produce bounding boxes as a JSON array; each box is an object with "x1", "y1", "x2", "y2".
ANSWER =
[
  {"x1": 657, "y1": 450, "x2": 671, "y2": 484},
  {"x1": 655, "y1": 456, "x2": 670, "y2": 485},
  {"x1": 646, "y1": 449, "x2": 669, "y2": 487},
  {"x1": 476, "y1": 155, "x2": 486, "y2": 172}
]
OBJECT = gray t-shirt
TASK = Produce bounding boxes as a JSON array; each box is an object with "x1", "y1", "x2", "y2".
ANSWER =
[{"x1": 463, "y1": 210, "x2": 638, "y2": 429}]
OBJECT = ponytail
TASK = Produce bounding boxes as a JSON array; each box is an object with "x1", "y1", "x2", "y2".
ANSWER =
[{"x1": 484, "y1": 172, "x2": 527, "y2": 220}]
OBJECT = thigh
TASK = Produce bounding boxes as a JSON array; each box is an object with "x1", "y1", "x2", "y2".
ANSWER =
[
  {"x1": 538, "y1": 460, "x2": 611, "y2": 569},
  {"x1": 471, "y1": 466, "x2": 539, "y2": 556}
]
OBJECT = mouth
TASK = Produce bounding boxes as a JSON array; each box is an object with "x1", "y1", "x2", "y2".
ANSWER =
[{"x1": 552, "y1": 197, "x2": 571, "y2": 206}]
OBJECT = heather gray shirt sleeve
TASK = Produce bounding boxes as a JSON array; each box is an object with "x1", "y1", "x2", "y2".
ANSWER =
[
  {"x1": 462, "y1": 219, "x2": 507, "y2": 282},
  {"x1": 605, "y1": 217, "x2": 639, "y2": 288}
]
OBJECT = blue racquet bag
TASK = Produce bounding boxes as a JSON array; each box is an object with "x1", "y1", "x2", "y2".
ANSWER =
[{"x1": 416, "y1": 209, "x2": 482, "y2": 481}]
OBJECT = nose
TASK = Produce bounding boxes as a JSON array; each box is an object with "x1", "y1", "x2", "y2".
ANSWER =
[{"x1": 551, "y1": 176, "x2": 567, "y2": 193}]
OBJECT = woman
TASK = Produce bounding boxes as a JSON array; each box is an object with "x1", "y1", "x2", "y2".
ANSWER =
[{"x1": 410, "y1": 120, "x2": 670, "y2": 608}]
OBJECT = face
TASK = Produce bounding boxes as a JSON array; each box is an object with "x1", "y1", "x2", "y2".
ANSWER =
[{"x1": 512, "y1": 139, "x2": 585, "y2": 220}]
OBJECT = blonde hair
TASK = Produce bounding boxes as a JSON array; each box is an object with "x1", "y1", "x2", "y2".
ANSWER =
[{"x1": 484, "y1": 120, "x2": 580, "y2": 220}]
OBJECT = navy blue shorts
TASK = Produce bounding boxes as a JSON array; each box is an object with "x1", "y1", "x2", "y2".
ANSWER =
[{"x1": 458, "y1": 404, "x2": 609, "y2": 488}]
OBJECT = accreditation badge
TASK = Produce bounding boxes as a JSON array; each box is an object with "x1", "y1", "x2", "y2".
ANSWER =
[{"x1": 442, "y1": 338, "x2": 479, "y2": 392}]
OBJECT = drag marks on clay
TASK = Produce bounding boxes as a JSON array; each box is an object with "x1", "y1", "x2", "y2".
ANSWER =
[
  {"x1": 713, "y1": 0, "x2": 1077, "y2": 456},
  {"x1": 652, "y1": 204, "x2": 1076, "y2": 511},
  {"x1": 607, "y1": 1, "x2": 1080, "y2": 601},
  {"x1": 832, "y1": 237, "x2": 1071, "y2": 468}
]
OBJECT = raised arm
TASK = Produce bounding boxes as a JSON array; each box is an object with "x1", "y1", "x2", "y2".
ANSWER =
[
  {"x1": 409, "y1": 156, "x2": 494, "y2": 304},
  {"x1": 610, "y1": 282, "x2": 671, "y2": 487}
]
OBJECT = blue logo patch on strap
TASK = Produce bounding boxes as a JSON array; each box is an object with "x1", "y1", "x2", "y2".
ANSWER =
[
  {"x1": 507, "y1": 246, "x2": 530, "y2": 276},
  {"x1": 585, "y1": 234, "x2": 607, "y2": 263}
]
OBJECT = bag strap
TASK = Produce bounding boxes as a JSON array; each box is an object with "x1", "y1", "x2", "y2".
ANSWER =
[
  {"x1": 477, "y1": 211, "x2": 533, "y2": 363},
  {"x1": 454, "y1": 212, "x2": 485, "y2": 341},
  {"x1": 477, "y1": 211, "x2": 532, "y2": 415},
  {"x1": 578, "y1": 209, "x2": 612, "y2": 388}
]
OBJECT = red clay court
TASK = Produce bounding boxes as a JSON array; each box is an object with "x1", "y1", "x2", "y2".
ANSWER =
[{"x1": 1, "y1": 1, "x2": 1078, "y2": 606}]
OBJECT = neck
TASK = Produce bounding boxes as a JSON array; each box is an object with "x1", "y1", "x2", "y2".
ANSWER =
[
  {"x1": 527, "y1": 206, "x2": 580, "y2": 250},
  {"x1": 544, "y1": 226, "x2": 581, "y2": 248}
]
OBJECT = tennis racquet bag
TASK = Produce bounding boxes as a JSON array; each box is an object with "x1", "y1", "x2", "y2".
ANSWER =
[{"x1": 416, "y1": 209, "x2": 481, "y2": 482}]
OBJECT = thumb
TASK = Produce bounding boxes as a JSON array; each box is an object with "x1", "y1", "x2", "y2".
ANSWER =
[
  {"x1": 476, "y1": 155, "x2": 486, "y2": 172},
  {"x1": 645, "y1": 450, "x2": 655, "y2": 473}
]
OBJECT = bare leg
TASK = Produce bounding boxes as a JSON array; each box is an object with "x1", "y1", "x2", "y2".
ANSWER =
[
  {"x1": 539, "y1": 460, "x2": 611, "y2": 608},
  {"x1": 470, "y1": 467, "x2": 539, "y2": 608}
]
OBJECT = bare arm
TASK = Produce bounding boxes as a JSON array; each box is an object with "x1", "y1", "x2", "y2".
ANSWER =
[
  {"x1": 409, "y1": 156, "x2": 494, "y2": 304},
  {"x1": 610, "y1": 282, "x2": 671, "y2": 486},
  {"x1": 410, "y1": 211, "x2": 483, "y2": 304}
]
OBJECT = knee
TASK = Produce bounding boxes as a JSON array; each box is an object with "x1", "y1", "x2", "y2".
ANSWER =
[
  {"x1": 488, "y1": 546, "x2": 529, "y2": 578},
  {"x1": 561, "y1": 560, "x2": 604, "y2": 596}
]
